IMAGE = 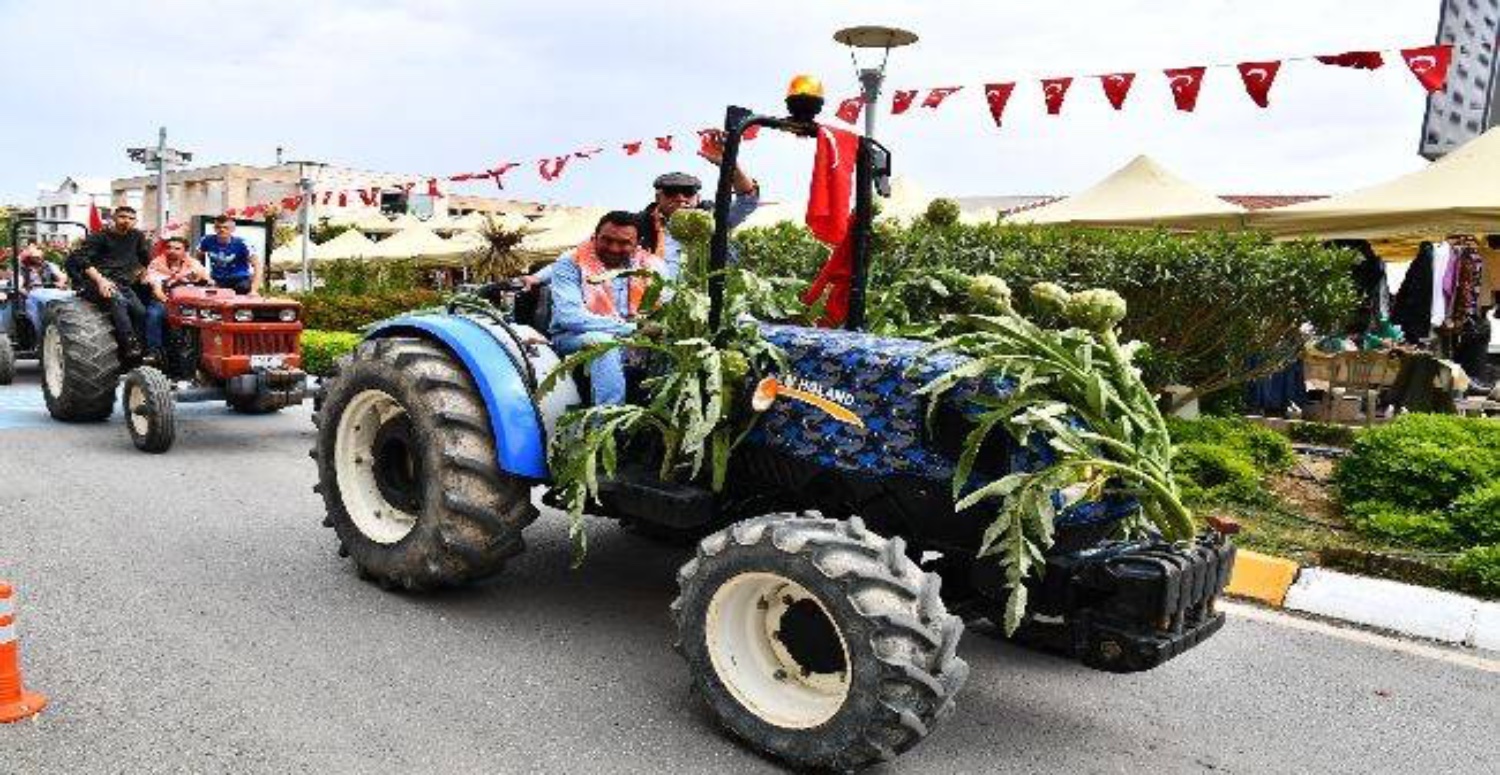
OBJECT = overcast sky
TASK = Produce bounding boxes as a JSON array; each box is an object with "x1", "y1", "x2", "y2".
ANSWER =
[{"x1": 0, "y1": 1, "x2": 1445, "y2": 208}]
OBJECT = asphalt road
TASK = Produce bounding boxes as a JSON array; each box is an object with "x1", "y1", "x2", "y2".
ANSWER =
[{"x1": 1, "y1": 362, "x2": 1497, "y2": 774}]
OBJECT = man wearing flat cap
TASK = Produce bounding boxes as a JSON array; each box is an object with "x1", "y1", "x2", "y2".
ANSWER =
[{"x1": 519, "y1": 139, "x2": 758, "y2": 288}]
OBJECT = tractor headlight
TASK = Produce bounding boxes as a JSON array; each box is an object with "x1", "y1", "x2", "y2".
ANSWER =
[
  {"x1": 200, "y1": 309, "x2": 221, "y2": 322},
  {"x1": 180, "y1": 307, "x2": 196, "y2": 318},
  {"x1": 233, "y1": 309, "x2": 253, "y2": 323},
  {"x1": 278, "y1": 308, "x2": 297, "y2": 323}
]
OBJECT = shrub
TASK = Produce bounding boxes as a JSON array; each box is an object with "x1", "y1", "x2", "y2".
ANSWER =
[
  {"x1": 315, "y1": 258, "x2": 424, "y2": 295},
  {"x1": 301, "y1": 330, "x2": 362, "y2": 376},
  {"x1": 1167, "y1": 416, "x2": 1294, "y2": 473},
  {"x1": 1345, "y1": 501, "x2": 1458, "y2": 549},
  {"x1": 922, "y1": 197, "x2": 961, "y2": 227},
  {"x1": 295, "y1": 288, "x2": 444, "y2": 332},
  {"x1": 1173, "y1": 442, "x2": 1263, "y2": 504},
  {"x1": 1449, "y1": 480, "x2": 1500, "y2": 546},
  {"x1": 1286, "y1": 421, "x2": 1358, "y2": 448},
  {"x1": 1334, "y1": 415, "x2": 1500, "y2": 512},
  {"x1": 1451, "y1": 545, "x2": 1500, "y2": 598}
]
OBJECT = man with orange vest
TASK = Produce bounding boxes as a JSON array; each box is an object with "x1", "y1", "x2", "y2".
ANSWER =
[{"x1": 549, "y1": 211, "x2": 667, "y2": 405}]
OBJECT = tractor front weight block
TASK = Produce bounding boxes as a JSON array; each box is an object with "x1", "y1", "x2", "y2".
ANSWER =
[{"x1": 227, "y1": 368, "x2": 308, "y2": 410}]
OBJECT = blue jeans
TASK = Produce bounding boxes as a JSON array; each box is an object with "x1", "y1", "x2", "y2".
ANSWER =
[
  {"x1": 552, "y1": 331, "x2": 626, "y2": 405},
  {"x1": 145, "y1": 301, "x2": 168, "y2": 352}
]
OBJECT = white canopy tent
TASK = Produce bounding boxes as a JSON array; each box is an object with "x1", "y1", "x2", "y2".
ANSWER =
[
  {"x1": 311, "y1": 229, "x2": 377, "y2": 262},
  {"x1": 1005, "y1": 155, "x2": 1246, "y2": 230}
]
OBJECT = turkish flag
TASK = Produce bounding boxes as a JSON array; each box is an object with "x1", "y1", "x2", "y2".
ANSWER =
[
  {"x1": 921, "y1": 86, "x2": 962, "y2": 109},
  {"x1": 655, "y1": 135, "x2": 674, "y2": 152},
  {"x1": 1164, "y1": 66, "x2": 1206, "y2": 112},
  {"x1": 835, "y1": 96, "x2": 863, "y2": 124},
  {"x1": 800, "y1": 126, "x2": 861, "y2": 326},
  {"x1": 1402, "y1": 44, "x2": 1453, "y2": 93},
  {"x1": 426, "y1": 178, "x2": 441, "y2": 197},
  {"x1": 622, "y1": 140, "x2": 643, "y2": 155},
  {"x1": 698, "y1": 129, "x2": 722, "y2": 156},
  {"x1": 1317, "y1": 51, "x2": 1384, "y2": 70},
  {"x1": 983, "y1": 83, "x2": 1016, "y2": 127},
  {"x1": 1100, "y1": 73, "x2": 1135, "y2": 110},
  {"x1": 891, "y1": 89, "x2": 917, "y2": 114},
  {"x1": 338, "y1": 192, "x2": 348, "y2": 207},
  {"x1": 1041, "y1": 77, "x2": 1073, "y2": 115},
  {"x1": 87, "y1": 201, "x2": 103, "y2": 231},
  {"x1": 743, "y1": 125, "x2": 761, "y2": 141},
  {"x1": 358, "y1": 189, "x2": 374, "y2": 206},
  {"x1": 538, "y1": 156, "x2": 570, "y2": 182},
  {"x1": 573, "y1": 147, "x2": 603, "y2": 160},
  {"x1": 1236, "y1": 61, "x2": 1281, "y2": 108},
  {"x1": 224, "y1": 208, "x2": 239, "y2": 218}
]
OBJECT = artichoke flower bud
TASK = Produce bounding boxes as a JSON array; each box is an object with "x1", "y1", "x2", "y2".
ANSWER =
[
  {"x1": 1065, "y1": 288, "x2": 1128, "y2": 332},
  {"x1": 966, "y1": 274, "x2": 1013, "y2": 313},
  {"x1": 1029, "y1": 282, "x2": 1072, "y2": 317},
  {"x1": 667, "y1": 209, "x2": 714, "y2": 247}
]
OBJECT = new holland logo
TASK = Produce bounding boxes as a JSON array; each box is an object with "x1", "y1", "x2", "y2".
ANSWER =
[{"x1": 751, "y1": 375, "x2": 865, "y2": 429}]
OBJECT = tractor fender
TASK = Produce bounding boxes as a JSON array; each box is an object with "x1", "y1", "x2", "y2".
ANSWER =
[{"x1": 366, "y1": 315, "x2": 548, "y2": 480}]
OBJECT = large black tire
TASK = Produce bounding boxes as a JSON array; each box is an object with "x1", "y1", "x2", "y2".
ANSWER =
[
  {"x1": 672, "y1": 515, "x2": 968, "y2": 771},
  {"x1": 123, "y1": 366, "x2": 175, "y2": 453},
  {"x1": 40, "y1": 299, "x2": 119, "y2": 422},
  {"x1": 313, "y1": 336, "x2": 538, "y2": 590},
  {"x1": 0, "y1": 334, "x2": 15, "y2": 385}
]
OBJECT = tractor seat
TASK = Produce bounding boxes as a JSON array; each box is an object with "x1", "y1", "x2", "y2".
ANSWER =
[{"x1": 510, "y1": 282, "x2": 553, "y2": 335}]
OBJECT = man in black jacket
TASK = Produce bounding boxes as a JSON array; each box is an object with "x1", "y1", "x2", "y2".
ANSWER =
[{"x1": 66, "y1": 206, "x2": 152, "y2": 359}]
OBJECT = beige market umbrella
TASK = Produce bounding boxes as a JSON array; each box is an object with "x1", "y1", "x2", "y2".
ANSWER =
[
  {"x1": 311, "y1": 229, "x2": 377, "y2": 261},
  {"x1": 367, "y1": 226, "x2": 463, "y2": 266},
  {"x1": 1249, "y1": 126, "x2": 1500, "y2": 240},
  {"x1": 1006, "y1": 155, "x2": 1246, "y2": 230},
  {"x1": 352, "y1": 210, "x2": 399, "y2": 234},
  {"x1": 269, "y1": 235, "x2": 316, "y2": 271}
]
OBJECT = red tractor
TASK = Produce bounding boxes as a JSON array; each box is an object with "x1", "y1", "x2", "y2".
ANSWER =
[{"x1": 40, "y1": 284, "x2": 308, "y2": 452}]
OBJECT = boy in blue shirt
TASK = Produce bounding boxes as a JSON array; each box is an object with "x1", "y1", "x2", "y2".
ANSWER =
[{"x1": 196, "y1": 215, "x2": 261, "y2": 294}]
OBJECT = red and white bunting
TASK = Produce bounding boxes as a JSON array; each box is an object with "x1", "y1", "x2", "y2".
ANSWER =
[
  {"x1": 623, "y1": 140, "x2": 644, "y2": 155},
  {"x1": 1099, "y1": 72, "x2": 1135, "y2": 110},
  {"x1": 1164, "y1": 66, "x2": 1206, "y2": 112},
  {"x1": 538, "y1": 156, "x2": 570, "y2": 182},
  {"x1": 891, "y1": 89, "x2": 918, "y2": 114},
  {"x1": 1236, "y1": 60, "x2": 1281, "y2": 108},
  {"x1": 1317, "y1": 50, "x2": 1384, "y2": 70},
  {"x1": 1402, "y1": 44, "x2": 1453, "y2": 93},
  {"x1": 655, "y1": 136, "x2": 674, "y2": 152},
  {"x1": 835, "y1": 96, "x2": 863, "y2": 124},
  {"x1": 983, "y1": 82, "x2": 1015, "y2": 127},
  {"x1": 1041, "y1": 77, "x2": 1073, "y2": 115},
  {"x1": 921, "y1": 86, "x2": 963, "y2": 109}
]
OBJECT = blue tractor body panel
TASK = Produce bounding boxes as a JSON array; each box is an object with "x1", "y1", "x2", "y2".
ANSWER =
[{"x1": 367, "y1": 315, "x2": 549, "y2": 480}]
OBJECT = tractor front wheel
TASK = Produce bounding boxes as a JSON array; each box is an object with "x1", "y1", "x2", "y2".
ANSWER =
[
  {"x1": 672, "y1": 515, "x2": 968, "y2": 771},
  {"x1": 313, "y1": 337, "x2": 538, "y2": 590},
  {"x1": 123, "y1": 366, "x2": 175, "y2": 453}
]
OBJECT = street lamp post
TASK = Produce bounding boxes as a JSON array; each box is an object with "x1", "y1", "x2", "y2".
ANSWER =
[
  {"x1": 126, "y1": 126, "x2": 192, "y2": 235},
  {"x1": 286, "y1": 159, "x2": 323, "y2": 290},
  {"x1": 833, "y1": 26, "x2": 919, "y2": 153}
]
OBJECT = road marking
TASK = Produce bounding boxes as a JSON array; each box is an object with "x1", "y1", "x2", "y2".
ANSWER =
[{"x1": 1223, "y1": 600, "x2": 1500, "y2": 674}]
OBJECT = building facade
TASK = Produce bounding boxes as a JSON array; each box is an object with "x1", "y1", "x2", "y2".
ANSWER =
[{"x1": 33, "y1": 177, "x2": 114, "y2": 242}]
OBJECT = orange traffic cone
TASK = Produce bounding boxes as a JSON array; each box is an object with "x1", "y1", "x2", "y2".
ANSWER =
[{"x1": 0, "y1": 581, "x2": 47, "y2": 722}]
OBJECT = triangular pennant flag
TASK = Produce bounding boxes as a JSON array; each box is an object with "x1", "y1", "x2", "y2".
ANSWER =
[
  {"x1": 358, "y1": 189, "x2": 374, "y2": 206},
  {"x1": 426, "y1": 178, "x2": 441, "y2": 197},
  {"x1": 655, "y1": 136, "x2": 674, "y2": 152},
  {"x1": 623, "y1": 140, "x2": 643, "y2": 155},
  {"x1": 891, "y1": 89, "x2": 917, "y2": 114},
  {"x1": 448, "y1": 173, "x2": 474, "y2": 182},
  {"x1": 1164, "y1": 66, "x2": 1206, "y2": 112},
  {"x1": 743, "y1": 125, "x2": 761, "y2": 141},
  {"x1": 835, "y1": 96, "x2": 863, "y2": 124},
  {"x1": 400, "y1": 182, "x2": 416, "y2": 195},
  {"x1": 538, "y1": 156, "x2": 570, "y2": 182},
  {"x1": 1236, "y1": 61, "x2": 1281, "y2": 108},
  {"x1": 921, "y1": 86, "x2": 962, "y2": 109},
  {"x1": 224, "y1": 208, "x2": 239, "y2": 217},
  {"x1": 490, "y1": 162, "x2": 519, "y2": 178},
  {"x1": 338, "y1": 192, "x2": 348, "y2": 207},
  {"x1": 1402, "y1": 44, "x2": 1453, "y2": 93},
  {"x1": 573, "y1": 147, "x2": 604, "y2": 160},
  {"x1": 1316, "y1": 51, "x2": 1384, "y2": 70},
  {"x1": 698, "y1": 129, "x2": 723, "y2": 156},
  {"x1": 1041, "y1": 77, "x2": 1073, "y2": 115},
  {"x1": 1099, "y1": 72, "x2": 1135, "y2": 110},
  {"x1": 983, "y1": 83, "x2": 1015, "y2": 127}
]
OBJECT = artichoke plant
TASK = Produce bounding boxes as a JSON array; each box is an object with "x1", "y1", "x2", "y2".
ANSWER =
[{"x1": 921, "y1": 280, "x2": 1192, "y2": 634}]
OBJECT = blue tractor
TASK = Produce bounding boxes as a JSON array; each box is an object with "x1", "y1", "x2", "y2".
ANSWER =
[{"x1": 312, "y1": 86, "x2": 1236, "y2": 771}]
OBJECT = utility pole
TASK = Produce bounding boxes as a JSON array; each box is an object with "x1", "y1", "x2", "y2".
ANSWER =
[
  {"x1": 287, "y1": 159, "x2": 323, "y2": 290},
  {"x1": 127, "y1": 127, "x2": 192, "y2": 235}
]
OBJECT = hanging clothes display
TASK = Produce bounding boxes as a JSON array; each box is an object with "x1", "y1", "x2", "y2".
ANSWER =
[
  {"x1": 1335, "y1": 240, "x2": 1390, "y2": 334},
  {"x1": 1430, "y1": 240, "x2": 1453, "y2": 329},
  {"x1": 1442, "y1": 239, "x2": 1492, "y2": 386},
  {"x1": 1390, "y1": 242, "x2": 1435, "y2": 343}
]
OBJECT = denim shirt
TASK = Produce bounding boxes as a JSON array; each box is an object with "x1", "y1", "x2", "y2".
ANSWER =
[{"x1": 547, "y1": 254, "x2": 637, "y2": 337}]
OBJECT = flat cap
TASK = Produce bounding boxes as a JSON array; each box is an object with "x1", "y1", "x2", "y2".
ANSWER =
[{"x1": 653, "y1": 172, "x2": 702, "y2": 190}]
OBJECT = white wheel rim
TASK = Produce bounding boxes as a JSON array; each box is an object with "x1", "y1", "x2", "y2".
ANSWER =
[
  {"x1": 334, "y1": 389, "x2": 419, "y2": 545},
  {"x1": 42, "y1": 324, "x2": 63, "y2": 396},
  {"x1": 705, "y1": 572, "x2": 852, "y2": 729},
  {"x1": 126, "y1": 381, "x2": 149, "y2": 436}
]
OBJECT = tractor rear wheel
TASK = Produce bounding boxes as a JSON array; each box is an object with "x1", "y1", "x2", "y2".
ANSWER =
[
  {"x1": 123, "y1": 366, "x2": 175, "y2": 453},
  {"x1": 313, "y1": 336, "x2": 538, "y2": 590},
  {"x1": 40, "y1": 299, "x2": 119, "y2": 422},
  {"x1": 672, "y1": 514, "x2": 968, "y2": 771},
  {"x1": 0, "y1": 334, "x2": 15, "y2": 385}
]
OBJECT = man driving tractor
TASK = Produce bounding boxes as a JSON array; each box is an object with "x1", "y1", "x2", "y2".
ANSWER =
[
  {"x1": 197, "y1": 216, "x2": 261, "y2": 294},
  {"x1": 144, "y1": 236, "x2": 213, "y2": 358},
  {"x1": 66, "y1": 206, "x2": 152, "y2": 360},
  {"x1": 16, "y1": 242, "x2": 70, "y2": 332},
  {"x1": 548, "y1": 210, "x2": 665, "y2": 405}
]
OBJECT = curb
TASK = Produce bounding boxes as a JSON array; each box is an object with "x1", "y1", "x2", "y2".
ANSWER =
[{"x1": 1224, "y1": 551, "x2": 1500, "y2": 651}]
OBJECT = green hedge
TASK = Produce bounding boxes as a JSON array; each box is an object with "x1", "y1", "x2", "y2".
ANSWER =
[
  {"x1": 1452, "y1": 545, "x2": 1500, "y2": 597},
  {"x1": 733, "y1": 222, "x2": 1357, "y2": 403},
  {"x1": 301, "y1": 330, "x2": 362, "y2": 376},
  {"x1": 1166, "y1": 416, "x2": 1294, "y2": 472},
  {"x1": 1173, "y1": 442, "x2": 1263, "y2": 504},
  {"x1": 295, "y1": 289, "x2": 443, "y2": 332}
]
